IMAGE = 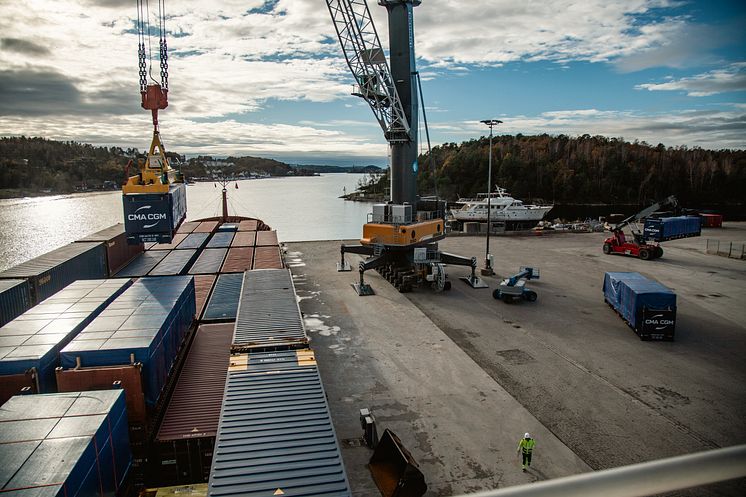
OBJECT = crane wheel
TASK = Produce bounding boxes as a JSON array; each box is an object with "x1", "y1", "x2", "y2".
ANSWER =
[
  {"x1": 524, "y1": 291, "x2": 538, "y2": 302},
  {"x1": 603, "y1": 243, "x2": 612, "y2": 255},
  {"x1": 639, "y1": 249, "x2": 651, "y2": 261},
  {"x1": 655, "y1": 247, "x2": 663, "y2": 258},
  {"x1": 493, "y1": 289, "x2": 501, "y2": 300}
]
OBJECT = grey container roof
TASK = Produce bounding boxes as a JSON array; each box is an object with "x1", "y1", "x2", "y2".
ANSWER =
[
  {"x1": 232, "y1": 270, "x2": 306, "y2": 351},
  {"x1": 76, "y1": 224, "x2": 126, "y2": 242},
  {"x1": 150, "y1": 249, "x2": 198, "y2": 276},
  {"x1": 115, "y1": 251, "x2": 168, "y2": 277},
  {"x1": 177, "y1": 233, "x2": 210, "y2": 250},
  {"x1": 202, "y1": 273, "x2": 243, "y2": 321},
  {"x1": 206, "y1": 232, "x2": 235, "y2": 249},
  {"x1": 0, "y1": 242, "x2": 104, "y2": 279},
  {"x1": 208, "y1": 358, "x2": 350, "y2": 497},
  {"x1": 189, "y1": 248, "x2": 229, "y2": 275}
]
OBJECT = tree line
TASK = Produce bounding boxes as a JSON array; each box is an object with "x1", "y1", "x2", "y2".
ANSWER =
[{"x1": 416, "y1": 134, "x2": 745, "y2": 206}]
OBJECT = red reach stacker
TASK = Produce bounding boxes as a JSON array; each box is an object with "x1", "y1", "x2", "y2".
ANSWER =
[{"x1": 602, "y1": 196, "x2": 678, "y2": 261}]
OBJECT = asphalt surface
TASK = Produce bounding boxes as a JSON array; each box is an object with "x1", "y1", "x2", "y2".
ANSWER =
[{"x1": 288, "y1": 224, "x2": 746, "y2": 496}]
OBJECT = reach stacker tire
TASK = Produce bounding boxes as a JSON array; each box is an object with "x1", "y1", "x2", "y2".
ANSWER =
[
  {"x1": 603, "y1": 243, "x2": 612, "y2": 255},
  {"x1": 639, "y1": 248, "x2": 651, "y2": 261}
]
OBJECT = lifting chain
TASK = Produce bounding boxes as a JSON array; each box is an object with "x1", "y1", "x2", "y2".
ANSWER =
[
  {"x1": 138, "y1": 42, "x2": 148, "y2": 92},
  {"x1": 159, "y1": 38, "x2": 168, "y2": 89}
]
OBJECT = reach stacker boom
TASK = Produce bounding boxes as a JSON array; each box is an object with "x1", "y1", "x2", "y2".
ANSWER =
[
  {"x1": 602, "y1": 196, "x2": 678, "y2": 260},
  {"x1": 326, "y1": 0, "x2": 483, "y2": 295}
]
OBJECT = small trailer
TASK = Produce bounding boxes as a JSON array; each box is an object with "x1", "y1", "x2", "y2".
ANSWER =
[{"x1": 603, "y1": 272, "x2": 676, "y2": 341}]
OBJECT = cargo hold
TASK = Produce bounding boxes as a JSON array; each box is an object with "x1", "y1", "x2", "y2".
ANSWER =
[
  {"x1": 202, "y1": 273, "x2": 243, "y2": 322},
  {"x1": 207, "y1": 349, "x2": 351, "y2": 497},
  {"x1": 59, "y1": 276, "x2": 196, "y2": 407},
  {"x1": 0, "y1": 278, "x2": 132, "y2": 403},
  {"x1": 0, "y1": 242, "x2": 108, "y2": 304},
  {"x1": 151, "y1": 323, "x2": 233, "y2": 486},
  {"x1": 0, "y1": 390, "x2": 132, "y2": 497}
]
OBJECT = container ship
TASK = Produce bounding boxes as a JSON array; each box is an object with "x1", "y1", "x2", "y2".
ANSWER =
[{"x1": 0, "y1": 194, "x2": 352, "y2": 497}]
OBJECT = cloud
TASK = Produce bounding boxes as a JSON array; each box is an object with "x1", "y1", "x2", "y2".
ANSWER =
[
  {"x1": 635, "y1": 63, "x2": 746, "y2": 96},
  {"x1": 1, "y1": 38, "x2": 50, "y2": 56},
  {"x1": 444, "y1": 106, "x2": 746, "y2": 150}
]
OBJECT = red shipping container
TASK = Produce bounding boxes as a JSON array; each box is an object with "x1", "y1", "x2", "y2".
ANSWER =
[
  {"x1": 149, "y1": 233, "x2": 188, "y2": 250},
  {"x1": 221, "y1": 247, "x2": 254, "y2": 273},
  {"x1": 238, "y1": 219, "x2": 258, "y2": 231},
  {"x1": 231, "y1": 231, "x2": 256, "y2": 247},
  {"x1": 194, "y1": 274, "x2": 216, "y2": 320},
  {"x1": 177, "y1": 221, "x2": 200, "y2": 234},
  {"x1": 253, "y1": 246, "x2": 283, "y2": 269},
  {"x1": 76, "y1": 224, "x2": 144, "y2": 275},
  {"x1": 193, "y1": 221, "x2": 219, "y2": 233},
  {"x1": 701, "y1": 213, "x2": 723, "y2": 228},
  {"x1": 255, "y1": 230, "x2": 278, "y2": 246}
]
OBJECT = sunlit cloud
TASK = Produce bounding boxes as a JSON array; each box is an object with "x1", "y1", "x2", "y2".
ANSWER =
[{"x1": 636, "y1": 63, "x2": 746, "y2": 96}]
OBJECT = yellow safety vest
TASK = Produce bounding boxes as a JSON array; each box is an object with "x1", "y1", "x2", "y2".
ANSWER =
[{"x1": 518, "y1": 438, "x2": 535, "y2": 453}]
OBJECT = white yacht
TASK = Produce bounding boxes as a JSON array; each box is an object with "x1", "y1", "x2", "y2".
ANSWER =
[{"x1": 450, "y1": 186, "x2": 553, "y2": 229}]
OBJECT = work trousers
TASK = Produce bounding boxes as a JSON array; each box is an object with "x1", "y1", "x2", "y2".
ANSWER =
[{"x1": 522, "y1": 451, "x2": 532, "y2": 468}]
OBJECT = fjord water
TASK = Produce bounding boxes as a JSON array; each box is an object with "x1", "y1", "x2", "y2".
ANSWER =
[{"x1": 0, "y1": 174, "x2": 371, "y2": 272}]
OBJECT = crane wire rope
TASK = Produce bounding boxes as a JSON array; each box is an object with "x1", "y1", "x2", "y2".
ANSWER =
[{"x1": 416, "y1": 71, "x2": 439, "y2": 205}]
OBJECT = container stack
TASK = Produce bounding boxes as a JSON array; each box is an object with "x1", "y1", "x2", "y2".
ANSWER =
[
  {"x1": 0, "y1": 242, "x2": 108, "y2": 304},
  {"x1": 643, "y1": 216, "x2": 701, "y2": 242},
  {"x1": 0, "y1": 390, "x2": 132, "y2": 497},
  {"x1": 0, "y1": 279, "x2": 31, "y2": 327},
  {"x1": 75, "y1": 223, "x2": 144, "y2": 275},
  {"x1": 0, "y1": 278, "x2": 132, "y2": 404},
  {"x1": 151, "y1": 323, "x2": 234, "y2": 486},
  {"x1": 116, "y1": 251, "x2": 169, "y2": 278},
  {"x1": 603, "y1": 272, "x2": 677, "y2": 340},
  {"x1": 207, "y1": 349, "x2": 351, "y2": 496}
]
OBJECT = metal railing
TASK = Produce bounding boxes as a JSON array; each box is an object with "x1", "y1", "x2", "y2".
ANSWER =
[
  {"x1": 454, "y1": 445, "x2": 746, "y2": 497},
  {"x1": 706, "y1": 239, "x2": 746, "y2": 259}
]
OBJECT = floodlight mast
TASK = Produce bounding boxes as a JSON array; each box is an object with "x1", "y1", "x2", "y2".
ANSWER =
[{"x1": 326, "y1": 0, "x2": 419, "y2": 205}]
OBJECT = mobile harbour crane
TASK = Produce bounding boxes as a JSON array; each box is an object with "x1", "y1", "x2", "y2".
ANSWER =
[{"x1": 326, "y1": 0, "x2": 485, "y2": 295}]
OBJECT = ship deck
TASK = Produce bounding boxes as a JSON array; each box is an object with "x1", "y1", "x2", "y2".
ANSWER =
[{"x1": 289, "y1": 224, "x2": 746, "y2": 496}]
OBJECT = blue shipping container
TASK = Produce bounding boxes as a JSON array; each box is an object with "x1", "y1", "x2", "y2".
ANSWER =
[
  {"x1": 603, "y1": 272, "x2": 676, "y2": 340},
  {"x1": 0, "y1": 242, "x2": 108, "y2": 304},
  {"x1": 149, "y1": 249, "x2": 198, "y2": 276},
  {"x1": 115, "y1": 250, "x2": 168, "y2": 278},
  {"x1": 0, "y1": 390, "x2": 131, "y2": 497},
  {"x1": 0, "y1": 279, "x2": 132, "y2": 397},
  {"x1": 643, "y1": 216, "x2": 701, "y2": 242},
  {"x1": 0, "y1": 279, "x2": 32, "y2": 328},
  {"x1": 60, "y1": 276, "x2": 196, "y2": 407},
  {"x1": 177, "y1": 233, "x2": 210, "y2": 250},
  {"x1": 202, "y1": 273, "x2": 243, "y2": 322},
  {"x1": 208, "y1": 350, "x2": 351, "y2": 497},
  {"x1": 123, "y1": 183, "x2": 187, "y2": 245}
]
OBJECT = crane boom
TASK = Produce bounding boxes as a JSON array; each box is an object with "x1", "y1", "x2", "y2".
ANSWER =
[
  {"x1": 612, "y1": 195, "x2": 678, "y2": 232},
  {"x1": 326, "y1": 0, "x2": 410, "y2": 142}
]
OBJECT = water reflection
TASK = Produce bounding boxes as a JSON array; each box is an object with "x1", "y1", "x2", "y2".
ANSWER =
[{"x1": 0, "y1": 174, "x2": 372, "y2": 271}]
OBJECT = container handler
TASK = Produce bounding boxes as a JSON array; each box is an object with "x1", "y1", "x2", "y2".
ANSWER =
[
  {"x1": 602, "y1": 196, "x2": 678, "y2": 260},
  {"x1": 122, "y1": 0, "x2": 185, "y2": 245}
]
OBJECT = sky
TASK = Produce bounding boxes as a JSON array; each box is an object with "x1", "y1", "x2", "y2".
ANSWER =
[{"x1": 0, "y1": 0, "x2": 744, "y2": 166}]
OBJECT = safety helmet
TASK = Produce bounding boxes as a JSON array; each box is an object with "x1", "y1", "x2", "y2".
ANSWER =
[{"x1": 524, "y1": 432, "x2": 530, "y2": 438}]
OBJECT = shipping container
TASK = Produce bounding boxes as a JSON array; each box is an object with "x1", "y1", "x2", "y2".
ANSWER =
[
  {"x1": 123, "y1": 183, "x2": 187, "y2": 244},
  {"x1": 202, "y1": 273, "x2": 243, "y2": 322},
  {"x1": 142, "y1": 484, "x2": 207, "y2": 497},
  {"x1": 230, "y1": 231, "x2": 255, "y2": 248},
  {"x1": 151, "y1": 324, "x2": 233, "y2": 486},
  {"x1": 0, "y1": 390, "x2": 131, "y2": 497},
  {"x1": 76, "y1": 223, "x2": 145, "y2": 275},
  {"x1": 643, "y1": 216, "x2": 701, "y2": 242},
  {"x1": 217, "y1": 223, "x2": 238, "y2": 232},
  {"x1": 0, "y1": 278, "x2": 132, "y2": 403},
  {"x1": 194, "y1": 275, "x2": 216, "y2": 321},
  {"x1": 0, "y1": 279, "x2": 31, "y2": 328},
  {"x1": 220, "y1": 248, "x2": 254, "y2": 273},
  {"x1": 116, "y1": 251, "x2": 168, "y2": 278},
  {"x1": 177, "y1": 233, "x2": 211, "y2": 250},
  {"x1": 255, "y1": 230, "x2": 278, "y2": 246},
  {"x1": 603, "y1": 272, "x2": 677, "y2": 340},
  {"x1": 193, "y1": 221, "x2": 219, "y2": 234},
  {"x1": 0, "y1": 242, "x2": 108, "y2": 304},
  {"x1": 150, "y1": 249, "x2": 199, "y2": 276},
  {"x1": 232, "y1": 269, "x2": 307, "y2": 352},
  {"x1": 178, "y1": 221, "x2": 201, "y2": 234},
  {"x1": 252, "y1": 246, "x2": 283, "y2": 269},
  {"x1": 206, "y1": 232, "x2": 234, "y2": 249},
  {"x1": 700, "y1": 213, "x2": 723, "y2": 228},
  {"x1": 149, "y1": 233, "x2": 188, "y2": 251},
  {"x1": 207, "y1": 349, "x2": 351, "y2": 497},
  {"x1": 237, "y1": 219, "x2": 258, "y2": 232},
  {"x1": 189, "y1": 249, "x2": 229, "y2": 276},
  {"x1": 59, "y1": 276, "x2": 196, "y2": 407}
]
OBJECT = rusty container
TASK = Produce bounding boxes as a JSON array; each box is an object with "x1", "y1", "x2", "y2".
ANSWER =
[
  {"x1": 220, "y1": 247, "x2": 254, "y2": 273},
  {"x1": 76, "y1": 223, "x2": 144, "y2": 275},
  {"x1": 252, "y1": 246, "x2": 283, "y2": 269},
  {"x1": 193, "y1": 221, "x2": 219, "y2": 233},
  {"x1": 231, "y1": 231, "x2": 255, "y2": 247},
  {"x1": 255, "y1": 230, "x2": 278, "y2": 246},
  {"x1": 237, "y1": 219, "x2": 258, "y2": 232},
  {"x1": 194, "y1": 275, "x2": 216, "y2": 321},
  {"x1": 177, "y1": 221, "x2": 200, "y2": 234}
]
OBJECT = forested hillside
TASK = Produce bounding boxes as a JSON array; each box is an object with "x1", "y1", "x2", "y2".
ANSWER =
[{"x1": 417, "y1": 134, "x2": 746, "y2": 206}]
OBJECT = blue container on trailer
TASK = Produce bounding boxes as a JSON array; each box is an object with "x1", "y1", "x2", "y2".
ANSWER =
[
  {"x1": 0, "y1": 279, "x2": 132, "y2": 398},
  {"x1": 0, "y1": 242, "x2": 108, "y2": 304},
  {"x1": 603, "y1": 272, "x2": 676, "y2": 340},
  {"x1": 0, "y1": 390, "x2": 131, "y2": 497},
  {"x1": 643, "y1": 216, "x2": 701, "y2": 242},
  {"x1": 60, "y1": 276, "x2": 196, "y2": 407},
  {"x1": 0, "y1": 279, "x2": 32, "y2": 328}
]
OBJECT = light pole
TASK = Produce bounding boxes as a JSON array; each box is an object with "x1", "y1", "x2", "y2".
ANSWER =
[{"x1": 480, "y1": 119, "x2": 502, "y2": 275}]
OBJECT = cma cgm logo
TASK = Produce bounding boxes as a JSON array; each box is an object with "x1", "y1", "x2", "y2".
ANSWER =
[
  {"x1": 645, "y1": 313, "x2": 674, "y2": 330},
  {"x1": 128, "y1": 205, "x2": 166, "y2": 228}
]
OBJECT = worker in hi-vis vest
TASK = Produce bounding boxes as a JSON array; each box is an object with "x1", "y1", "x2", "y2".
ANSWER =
[{"x1": 517, "y1": 432, "x2": 535, "y2": 471}]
